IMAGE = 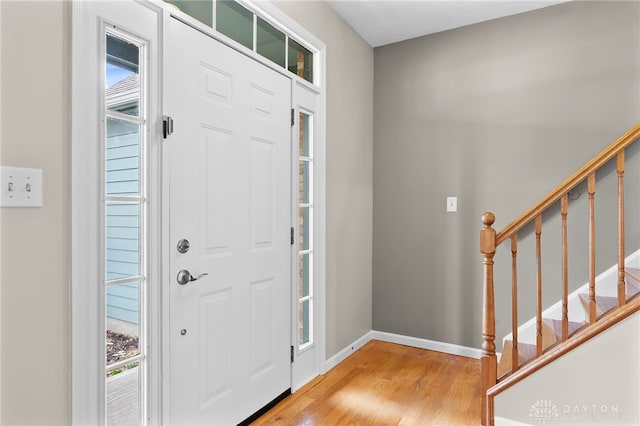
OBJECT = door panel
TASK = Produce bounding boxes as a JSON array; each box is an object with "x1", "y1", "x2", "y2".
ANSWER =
[{"x1": 166, "y1": 17, "x2": 291, "y2": 425}]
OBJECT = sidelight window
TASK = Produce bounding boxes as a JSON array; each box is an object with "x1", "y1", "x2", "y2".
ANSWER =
[
  {"x1": 104, "y1": 30, "x2": 147, "y2": 426},
  {"x1": 298, "y1": 111, "x2": 313, "y2": 347}
]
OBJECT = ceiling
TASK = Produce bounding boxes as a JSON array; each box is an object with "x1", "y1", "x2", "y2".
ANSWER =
[{"x1": 326, "y1": 0, "x2": 570, "y2": 47}]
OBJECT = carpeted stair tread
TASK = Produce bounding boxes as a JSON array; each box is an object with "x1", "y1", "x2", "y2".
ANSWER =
[
  {"x1": 624, "y1": 270, "x2": 640, "y2": 296},
  {"x1": 498, "y1": 267, "x2": 640, "y2": 378},
  {"x1": 550, "y1": 318, "x2": 587, "y2": 339},
  {"x1": 497, "y1": 319, "x2": 557, "y2": 377},
  {"x1": 578, "y1": 293, "x2": 617, "y2": 316}
]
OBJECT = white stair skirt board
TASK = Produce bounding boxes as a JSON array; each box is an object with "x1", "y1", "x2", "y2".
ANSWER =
[
  {"x1": 495, "y1": 310, "x2": 640, "y2": 425},
  {"x1": 497, "y1": 249, "x2": 640, "y2": 376},
  {"x1": 495, "y1": 416, "x2": 532, "y2": 425}
]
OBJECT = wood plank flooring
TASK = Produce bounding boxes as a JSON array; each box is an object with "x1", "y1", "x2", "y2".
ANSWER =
[{"x1": 252, "y1": 340, "x2": 481, "y2": 425}]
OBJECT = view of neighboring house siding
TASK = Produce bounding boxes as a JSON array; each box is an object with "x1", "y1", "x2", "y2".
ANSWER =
[{"x1": 105, "y1": 74, "x2": 141, "y2": 326}]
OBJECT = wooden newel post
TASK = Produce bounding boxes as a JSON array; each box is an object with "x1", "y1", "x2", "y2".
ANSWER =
[{"x1": 480, "y1": 212, "x2": 497, "y2": 426}]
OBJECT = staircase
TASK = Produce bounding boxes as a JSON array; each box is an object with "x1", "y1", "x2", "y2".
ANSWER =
[
  {"x1": 497, "y1": 260, "x2": 640, "y2": 377},
  {"x1": 479, "y1": 124, "x2": 640, "y2": 425}
]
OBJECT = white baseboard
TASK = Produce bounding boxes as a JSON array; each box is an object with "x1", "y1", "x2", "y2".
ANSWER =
[
  {"x1": 323, "y1": 331, "x2": 373, "y2": 373},
  {"x1": 322, "y1": 330, "x2": 481, "y2": 375},
  {"x1": 371, "y1": 330, "x2": 482, "y2": 359}
]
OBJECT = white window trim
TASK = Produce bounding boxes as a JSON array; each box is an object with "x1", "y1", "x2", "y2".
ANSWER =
[
  {"x1": 291, "y1": 92, "x2": 320, "y2": 390},
  {"x1": 72, "y1": 4, "x2": 104, "y2": 423},
  {"x1": 72, "y1": 2, "x2": 162, "y2": 425},
  {"x1": 0, "y1": 2, "x2": 4, "y2": 420}
]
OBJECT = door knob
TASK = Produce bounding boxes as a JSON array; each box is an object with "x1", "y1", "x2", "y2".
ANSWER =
[{"x1": 177, "y1": 269, "x2": 209, "y2": 285}]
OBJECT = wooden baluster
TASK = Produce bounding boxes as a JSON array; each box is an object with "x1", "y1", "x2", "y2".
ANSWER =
[
  {"x1": 480, "y1": 213, "x2": 497, "y2": 426},
  {"x1": 535, "y1": 215, "x2": 543, "y2": 357},
  {"x1": 511, "y1": 234, "x2": 519, "y2": 372},
  {"x1": 588, "y1": 173, "x2": 596, "y2": 324},
  {"x1": 617, "y1": 151, "x2": 626, "y2": 307},
  {"x1": 561, "y1": 195, "x2": 569, "y2": 341}
]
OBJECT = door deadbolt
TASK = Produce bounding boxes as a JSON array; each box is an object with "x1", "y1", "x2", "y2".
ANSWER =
[{"x1": 177, "y1": 239, "x2": 190, "y2": 254}]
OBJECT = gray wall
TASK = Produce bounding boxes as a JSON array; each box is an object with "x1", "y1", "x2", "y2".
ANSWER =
[
  {"x1": 373, "y1": 0, "x2": 640, "y2": 348},
  {"x1": 1, "y1": 1, "x2": 71, "y2": 424},
  {"x1": 274, "y1": 0, "x2": 374, "y2": 358}
]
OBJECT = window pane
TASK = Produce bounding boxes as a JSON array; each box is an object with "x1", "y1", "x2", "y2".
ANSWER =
[
  {"x1": 106, "y1": 282, "x2": 141, "y2": 365},
  {"x1": 106, "y1": 361, "x2": 140, "y2": 426},
  {"x1": 257, "y1": 17, "x2": 285, "y2": 67},
  {"x1": 299, "y1": 161, "x2": 310, "y2": 204},
  {"x1": 288, "y1": 38, "x2": 313, "y2": 83},
  {"x1": 299, "y1": 300, "x2": 310, "y2": 345},
  {"x1": 106, "y1": 34, "x2": 140, "y2": 117},
  {"x1": 298, "y1": 207, "x2": 310, "y2": 251},
  {"x1": 106, "y1": 118, "x2": 140, "y2": 197},
  {"x1": 299, "y1": 112, "x2": 310, "y2": 157},
  {"x1": 106, "y1": 203, "x2": 140, "y2": 281},
  {"x1": 299, "y1": 253, "x2": 310, "y2": 298},
  {"x1": 165, "y1": 0, "x2": 213, "y2": 27},
  {"x1": 216, "y1": 0, "x2": 253, "y2": 50},
  {"x1": 104, "y1": 29, "x2": 145, "y2": 426}
]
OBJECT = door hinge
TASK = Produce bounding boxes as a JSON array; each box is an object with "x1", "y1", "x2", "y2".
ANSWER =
[
  {"x1": 291, "y1": 345, "x2": 294, "y2": 363},
  {"x1": 163, "y1": 116, "x2": 174, "y2": 139},
  {"x1": 291, "y1": 227, "x2": 294, "y2": 245},
  {"x1": 291, "y1": 108, "x2": 295, "y2": 127}
]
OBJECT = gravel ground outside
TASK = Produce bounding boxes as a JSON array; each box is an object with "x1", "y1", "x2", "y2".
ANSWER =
[{"x1": 107, "y1": 330, "x2": 139, "y2": 376}]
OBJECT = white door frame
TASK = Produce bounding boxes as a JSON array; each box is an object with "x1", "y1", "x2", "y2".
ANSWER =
[
  {"x1": 252, "y1": 0, "x2": 328, "y2": 388},
  {"x1": 290, "y1": 78, "x2": 323, "y2": 391},
  {"x1": 71, "y1": 1, "x2": 163, "y2": 424},
  {"x1": 253, "y1": 0, "x2": 328, "y2": 391},
  {"x1": 0, "y1": 2, "x2": 3, "y2": 420},
  {"x1": 159, "y1": 0, "x2": 328, "y2": 400},
  {"x1": 72, "y1": 1, "x2": 326, "y2": 424}
]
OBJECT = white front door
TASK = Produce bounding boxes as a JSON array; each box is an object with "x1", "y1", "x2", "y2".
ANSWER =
[{"x1": 165, "y1": 17, "x2": 292, "y2": 425}]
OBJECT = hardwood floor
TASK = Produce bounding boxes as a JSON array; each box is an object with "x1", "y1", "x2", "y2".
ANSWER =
[{"x1": 252, "y1": 340, "x2": 481, "y2": 425}]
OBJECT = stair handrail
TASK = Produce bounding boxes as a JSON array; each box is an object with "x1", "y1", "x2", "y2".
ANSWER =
[
  {"x1": 480, "y1": 123, "x2": 640, "y2": 426},
  {"x1": 496, "y1": 123, "x2": 640, "y2": 245}
]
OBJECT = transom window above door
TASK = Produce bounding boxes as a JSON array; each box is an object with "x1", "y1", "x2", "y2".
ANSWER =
[{"x1": 164, "y1": 0, "x2": 315, "y2": 83}]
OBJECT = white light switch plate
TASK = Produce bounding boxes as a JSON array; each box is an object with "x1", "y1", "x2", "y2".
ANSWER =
[
  {"x1": 447, "y1": 196, "x2": 457, "y2": 212},
  {"x1": 1, "y1": 166, "x2": 43, "y2": 208}
]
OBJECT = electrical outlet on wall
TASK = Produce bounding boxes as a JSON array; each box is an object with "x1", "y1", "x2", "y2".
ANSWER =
[
  {"x1": 1, "y1": 166, "x2": 43, "y2": 208},
  {"x1": 446, "y1": 196, "x2": 457, "y2": 213}
]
